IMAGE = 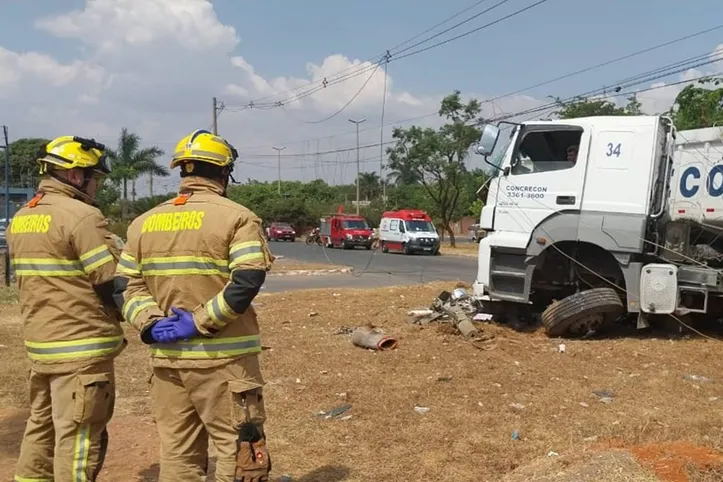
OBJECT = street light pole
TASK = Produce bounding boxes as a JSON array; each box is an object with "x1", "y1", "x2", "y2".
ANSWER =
[
  {"x1": 348, "y1": 118, "x2": 366, "y2": 214},
  {"x1": 272, "y1": 146, "x2": 285, "y2": 195}
]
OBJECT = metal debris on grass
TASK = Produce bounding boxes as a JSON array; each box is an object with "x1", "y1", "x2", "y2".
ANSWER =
[
  {"x1": 351, "y1": 326, "x2": 398, "y2": 351},
  {"x1": 684, "y1": 374, "x2": 713, "y2": 383},
  {"x1": 316, "y1": 404, "x2": 352, "y2": 420},
  {"x1": 408, "y1": 288, "x2": 485, "y2": 340}
]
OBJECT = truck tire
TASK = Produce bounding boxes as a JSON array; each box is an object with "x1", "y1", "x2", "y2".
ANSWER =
[
  {"x1": 381, "y1": 241, "x2": 388, "y2": 253},
  {"x1": 541, "y1": 287, "x2": 623, "y2": 338}
]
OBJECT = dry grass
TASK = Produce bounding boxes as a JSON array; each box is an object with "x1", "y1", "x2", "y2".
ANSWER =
[
  {"x1": 4, "y1": 282, "x2": 723, "y2": 481},
  {"x1": 439, "y1": 242, "x2": 479, "y2": 257}
]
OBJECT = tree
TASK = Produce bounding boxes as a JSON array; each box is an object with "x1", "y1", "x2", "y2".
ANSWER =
[
  {"x1": 107, "y1": 128, "x2": 167, "y2": 218},
  {"x1": 358, "y1": 171, "x2": 381, "y2": 200},
  {"x1": 671, "y1": 77, "x2": 723, "y2": 130},
  {"x1": 0, "y1": 138, "x2": 49, "y2": 188},
  {"x1": 387, "y1": 90, "x2": 482, "y2": 246},
  {"x1": 554, "y1": 95, "x2": 644, "y2": 119},
  {"x1": 386, "y1": 163, "x2": 423, "y2": 186}
]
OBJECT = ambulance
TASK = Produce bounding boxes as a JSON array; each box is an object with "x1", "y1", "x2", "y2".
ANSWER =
[{"x1": 379, "y1": 209, "x2": 440, "y2": 255}]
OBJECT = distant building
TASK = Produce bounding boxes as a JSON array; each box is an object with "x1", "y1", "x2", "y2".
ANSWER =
[{"x1": 0, "y1": 187, "x2": 36, "y2": 220}]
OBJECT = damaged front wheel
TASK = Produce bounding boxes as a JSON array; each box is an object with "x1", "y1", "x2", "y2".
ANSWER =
[{"x1": 541, "y1": 287, "x2": 624, "y2": 338}]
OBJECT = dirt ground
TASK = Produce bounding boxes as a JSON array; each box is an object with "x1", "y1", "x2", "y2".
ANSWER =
[{"x1": 3, "y1": 282, "x2": 723, "y2": 481}]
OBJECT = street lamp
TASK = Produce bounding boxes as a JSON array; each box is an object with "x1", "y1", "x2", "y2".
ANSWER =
[
  {"x1": 348, "y1": 118, "x2": 366, "y2": 214},
  {"x1": 272, "y1": 146, "x2": 285, "y2": 195}
]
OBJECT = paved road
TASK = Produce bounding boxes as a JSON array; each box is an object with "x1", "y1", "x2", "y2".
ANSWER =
[{"x1": 262, "y1": 241, "x2": 479, "y2": 293}]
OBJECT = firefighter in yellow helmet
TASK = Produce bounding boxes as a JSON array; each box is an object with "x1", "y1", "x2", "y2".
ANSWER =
[
  {"x1": 9, "y1": 136, "x2": 126, "y2": 482},
  {"x1": 113, "y1": 129, "x2": 275, "y2": 481}
]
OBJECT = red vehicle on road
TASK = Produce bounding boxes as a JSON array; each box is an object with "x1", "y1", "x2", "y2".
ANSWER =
[
  {"x1": 267, "y1": 222, "x2": 296, "y2": 242},
  {"x1": 319, "y1": 210, "x2": 373, "y2": 250}
]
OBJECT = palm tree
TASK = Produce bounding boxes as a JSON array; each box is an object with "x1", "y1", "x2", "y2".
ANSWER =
[
  {"x1": 107, "y1": 128, "x2": 167, "y2": 218},
  {"x1": 386, "y1": 165, "x2": 422, "y2": 186},
  {"x1": 358, "y1": 171, "x2": 381, "y2": 200}
]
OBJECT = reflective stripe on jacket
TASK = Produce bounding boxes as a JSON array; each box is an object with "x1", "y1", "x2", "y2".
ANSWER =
[
  {"x1": 7, "y1": 178, "x2": 126, "y2": 368},
  {"x1": 116, "y1": 176, "x2": 273, "y2": 369}
]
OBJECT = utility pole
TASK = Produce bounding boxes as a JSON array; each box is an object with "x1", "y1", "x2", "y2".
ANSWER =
[
  {"x1": 348, "y1": 118, "x2": 366, "y2": 214},
  {"x1": 212, "y1": 97, "x2": 218, "y2": 135},
  {"x1": 272, "y1": 146, "x2": 285, "y2": 195},
  {"x1": 2, "y1": 125, "x2": 10, "y2": 286}
]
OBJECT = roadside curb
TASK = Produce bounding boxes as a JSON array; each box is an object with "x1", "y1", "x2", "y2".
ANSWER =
[
  {"x1": 439, "y1": 252, "x2": 478, "y2": 258},
  {"x1": 268, "y1": 267, "x2": 354, "y2": 277}
]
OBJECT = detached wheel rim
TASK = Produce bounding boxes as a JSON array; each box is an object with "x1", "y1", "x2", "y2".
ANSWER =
[{"x1": 568, "y1": 313, "x2": 605, "y2": 336}]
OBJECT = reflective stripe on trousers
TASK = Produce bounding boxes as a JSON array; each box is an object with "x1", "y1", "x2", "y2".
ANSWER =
[
  {"x1": 151, "y1": 335, "x2": 262, "y2": 359},
  {"x1": 24, "y1": 336, "x2": 124, "y2": 362}
]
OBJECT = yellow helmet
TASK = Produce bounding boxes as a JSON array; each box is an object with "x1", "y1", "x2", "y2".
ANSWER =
[
  {"x1": 171, "y1": 129, "x2": 238, "y2": 170},
  {"x1": 38, "y1": 136, "x2": 110, "y2": 175}
]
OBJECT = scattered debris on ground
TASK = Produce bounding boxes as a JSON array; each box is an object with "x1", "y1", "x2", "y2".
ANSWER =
[
  {"x1": 350, "y1": 325, "x2": 398, "y2": 351},
  {"x1": 3, "y1": 281, "x2": 723, "y2": 481}
]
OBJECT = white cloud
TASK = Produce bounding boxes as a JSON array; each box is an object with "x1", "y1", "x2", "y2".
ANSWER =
[{"x1": 2, "y1": 0, "x2": 718, "y2": 192}]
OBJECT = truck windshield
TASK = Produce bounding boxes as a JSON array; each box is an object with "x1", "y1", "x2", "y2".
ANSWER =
[
  {"x1": 405, "y1": 220, "x2": 435, "y2": 232},
  {"x1": 343, "y1": 220, "x2": 369, "y2": 229}
]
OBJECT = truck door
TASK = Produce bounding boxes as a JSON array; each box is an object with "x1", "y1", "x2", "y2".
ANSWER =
[
  {"x1": 332, "y1": 218, "x2": 340, "y2": 245},
  {"x1": 493, "y1": 124, "x2": 591, "y2": 236}
]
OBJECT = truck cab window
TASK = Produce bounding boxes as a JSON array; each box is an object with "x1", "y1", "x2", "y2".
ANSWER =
[
  {"x1": 343, "y1": 220, "x2": 370, "y2": 229},
  {"x1": 511, "y1": 128, "x2": 583, "y2": 175},
  {"x1": 406, "y1": 220, "x2": 434, "y2": 232}
]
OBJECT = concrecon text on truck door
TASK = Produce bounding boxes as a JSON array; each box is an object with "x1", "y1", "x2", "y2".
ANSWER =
[{"x1": 499, "y1": 184, "x2": 548, "y2": 206}]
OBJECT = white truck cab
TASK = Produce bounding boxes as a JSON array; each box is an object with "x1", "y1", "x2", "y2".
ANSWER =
[{"x1": 470, "y1": 115, "x2": 723, "y2": 336}]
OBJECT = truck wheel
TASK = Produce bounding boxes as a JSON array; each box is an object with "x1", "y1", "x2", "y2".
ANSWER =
[
  {"x1": 403, "y1": 243, "x2": 411, "y2": 255},
  {"x1": 541, "y1": 287, "x2": 623, "y2": 338},
  {"x1": 381, "y1": 241, "x2": 388, "y2": 253}
]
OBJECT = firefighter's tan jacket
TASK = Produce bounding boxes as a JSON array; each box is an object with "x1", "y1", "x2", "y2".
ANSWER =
[
  {"x1": 7, "y1": 178, "x2": 126, "y2": 373},
  {"x1": 116, "y1": 176, "x2": 274, "y2": 369}
]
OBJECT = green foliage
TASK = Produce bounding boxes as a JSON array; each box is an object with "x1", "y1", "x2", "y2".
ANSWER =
[
  {"x1": 386, "y1": 90, "x2": 483, "y2": 245},
  {"x1": 131, "y1": 194, "x2": 175, "y2": 216},
  {"x1": 95, "y1": 180, "x2": 120, "y2": 216},
  {"x1": 671, "y1": 77, "x2": 723, "y2": 130},
  {"x1": 106, "y1": 128, "x2": 167, "y2": 218},
  {"x1": 554, "y1": 94, "x2": 644, "y2": 119},
  {"x1": 468, "y1": 199, "x2": 483, "y2": 217},
  {"x1": 0, "y1": 138, "x2": 49, "y2": 187}
]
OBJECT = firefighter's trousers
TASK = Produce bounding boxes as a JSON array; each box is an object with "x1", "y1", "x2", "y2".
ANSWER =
[
  {"x1": 14, "y1": 360, "x2": 116, "y2": 482},
  {"x1": 151, "y1": 356, "x2": 267, "y2": 482}
]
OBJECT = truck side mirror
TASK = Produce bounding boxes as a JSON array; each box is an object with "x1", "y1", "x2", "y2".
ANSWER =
[{"x1": 475, "y1": 124, "x2": 500, "y2": 157}]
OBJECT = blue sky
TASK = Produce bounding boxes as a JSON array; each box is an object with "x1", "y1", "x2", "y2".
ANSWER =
[
  {"x1": 2, "y1": 0, "x2": 720, "y2": 100},
  {"x1": 0, "y1": 0, "x2": 721, "y2": 190}
]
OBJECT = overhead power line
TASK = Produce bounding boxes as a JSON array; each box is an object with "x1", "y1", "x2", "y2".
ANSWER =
[
  {"x1": 237, "y1": 24, "x2": 723, "y2": 153},
  {"x1": 223, "y1": 0, "x2": 550, "y2": 112},
  {"x1": 241, "y1": 58, "x2": 723, "y2": 164},
  {"x1": 226, "y1": 0, "x2": 507, "y2": 108}
]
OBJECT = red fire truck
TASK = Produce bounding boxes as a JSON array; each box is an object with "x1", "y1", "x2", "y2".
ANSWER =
[{"x1": 319, "y1": 208, "x2": 373, "y2": 250}]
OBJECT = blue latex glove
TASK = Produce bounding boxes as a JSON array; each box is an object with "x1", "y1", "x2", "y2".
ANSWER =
[
  {"x1": 149, "y1": 314, "x2": 180, "y2": 343},
  {"x1": 152, "y1": 307, "x2": 199, "y2": 341}
]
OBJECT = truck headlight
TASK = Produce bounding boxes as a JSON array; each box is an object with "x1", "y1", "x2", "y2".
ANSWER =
[{"x1": 346, "y1": 234, "x2": 352, "y2": 239}]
